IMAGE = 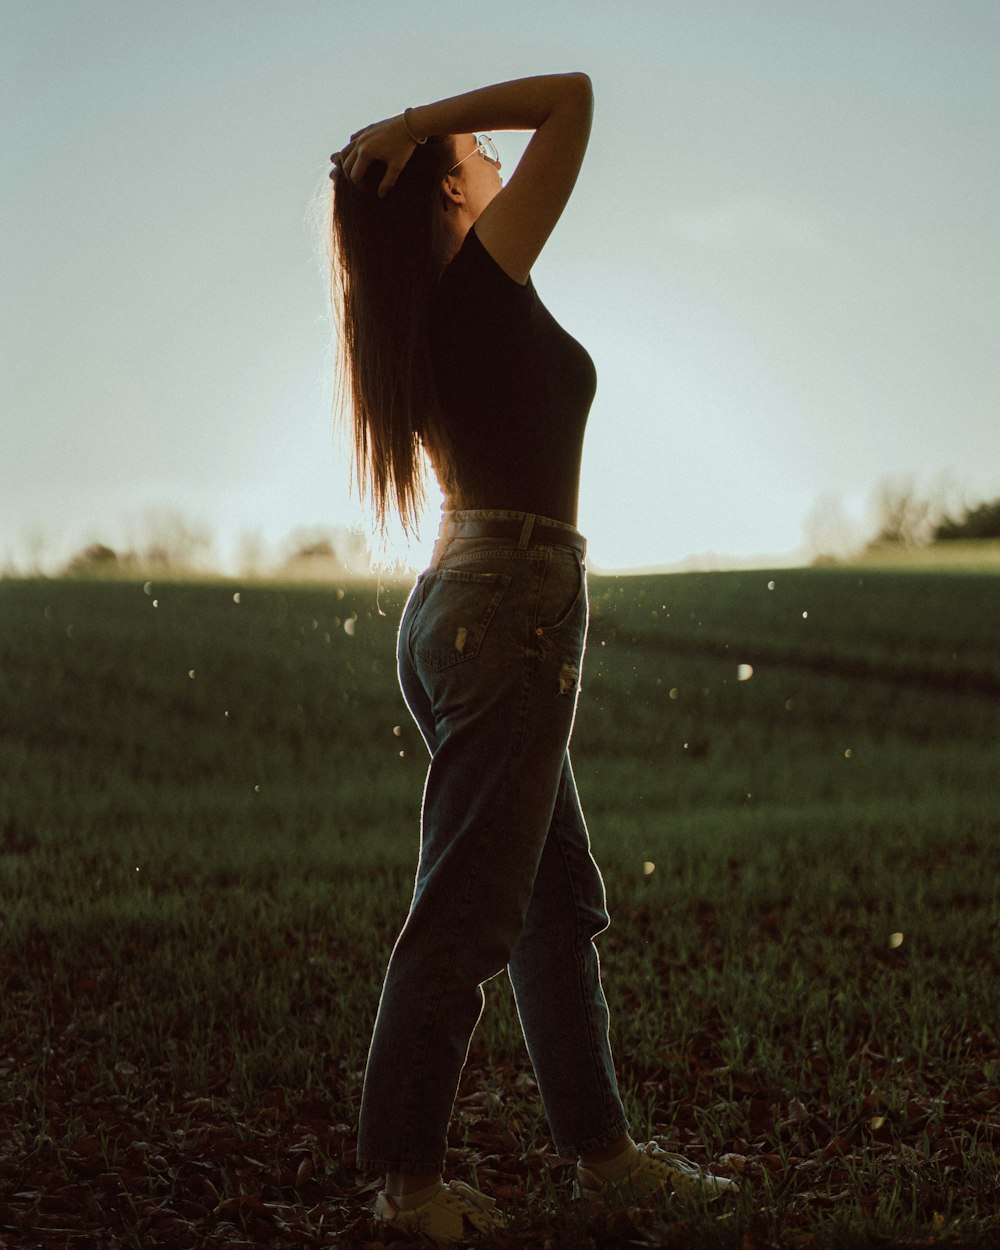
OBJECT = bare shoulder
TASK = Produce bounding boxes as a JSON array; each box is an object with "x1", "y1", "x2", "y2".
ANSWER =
[{"x1": 474, "y1": 74, "x2": 594, "y2": 286}]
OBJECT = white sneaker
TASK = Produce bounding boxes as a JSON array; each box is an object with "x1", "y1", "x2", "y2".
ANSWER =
[
  {"x1": 374, "y1": 1178, "x2": 508, "y2": 1241},
  {"x1": 575, "y1": 1140, "x2": 739, "y2": 1207}
]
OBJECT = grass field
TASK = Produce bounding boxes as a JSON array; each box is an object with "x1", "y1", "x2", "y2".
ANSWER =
[{"x1": 1, "y1": 566, "x2": 998, "y2": 1248}]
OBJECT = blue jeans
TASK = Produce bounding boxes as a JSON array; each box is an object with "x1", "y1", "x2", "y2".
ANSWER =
[{"x1": 356, "y1": 509, "x2": 628, "y2": 1174}]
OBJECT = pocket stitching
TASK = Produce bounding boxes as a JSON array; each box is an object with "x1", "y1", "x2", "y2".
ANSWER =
[
  {"x1": 413, "y1": 570, "x2": 512, "y2": 671},
  {"x1": 535, "y1": 553, "x2": 586, "y2": 633}
]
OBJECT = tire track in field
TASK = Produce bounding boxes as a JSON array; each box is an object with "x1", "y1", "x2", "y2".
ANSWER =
[{"x1": 595, "y1": 628, "x2": 1000, "y2": 699}]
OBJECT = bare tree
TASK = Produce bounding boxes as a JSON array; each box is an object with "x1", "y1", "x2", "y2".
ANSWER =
[
  {"x1": 803, "y1": 492, "x2": 864, "y2": 564},
  {"x1": 869, "y1": 477, "x2": 934, "y2": 547},
  {"x1": 867, "y1": 474, "x2": 962, "y2": 549},
  {"x1": 124, "y1": 508, "x2": 216, "y2": 573}
]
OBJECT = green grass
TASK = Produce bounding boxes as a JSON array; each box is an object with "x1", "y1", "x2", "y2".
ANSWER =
[{"x1": 1, "y1": 567, "x2": 998, "y2": 1248}]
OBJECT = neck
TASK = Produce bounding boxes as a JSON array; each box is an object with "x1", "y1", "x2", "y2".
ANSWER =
[{"x1": 440, "y1": 211, "x2": 474, "y2": 269}]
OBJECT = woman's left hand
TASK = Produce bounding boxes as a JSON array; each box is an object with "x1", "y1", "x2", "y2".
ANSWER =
[{"x1": 332, "y1": 114, "x2": 416, "y2": 197}]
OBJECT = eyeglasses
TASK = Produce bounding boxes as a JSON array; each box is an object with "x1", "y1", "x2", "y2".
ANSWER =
[{"x1": 448, "y1": 134, "x2": 499, "y2": 173}]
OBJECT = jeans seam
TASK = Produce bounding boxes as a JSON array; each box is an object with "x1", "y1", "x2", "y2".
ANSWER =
[{"x1": 552, "y1": 804, "x2": 622, "y2": 1146}]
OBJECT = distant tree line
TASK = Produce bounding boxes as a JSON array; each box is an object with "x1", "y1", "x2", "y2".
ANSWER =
[
  {"x1": 62, "y1": 510, "x2": 215, "y2": 577},
  {"x1": 47, "y1": 511, "x2": 376, "y2": 579},
  {"x1": 932, "y1": 498, "x2": 1000, "y2": 542},
  {"x1": 805, "y1": 477, "x2": 1000, "y2": 564},
  {"x1": 868, "y1": 479, "x2": 1000, "y2": 548}
]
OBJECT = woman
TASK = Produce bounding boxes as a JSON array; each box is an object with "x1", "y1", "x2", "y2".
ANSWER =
[{"x1": 330, "y1": 73, "x2": 736, "y2": 1240}]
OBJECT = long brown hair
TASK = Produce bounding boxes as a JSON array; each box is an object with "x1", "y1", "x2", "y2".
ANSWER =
[{"x1": 329, "y1": 137, "x2": 456, "y2": 539}]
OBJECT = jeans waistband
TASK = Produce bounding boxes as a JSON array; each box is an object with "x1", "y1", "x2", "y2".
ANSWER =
[{"x1": 433, "y1": 510, "x2": 587, "y2": 562}]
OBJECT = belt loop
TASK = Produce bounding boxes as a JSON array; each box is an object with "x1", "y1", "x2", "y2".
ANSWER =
[{"x1": 517, "y1": 514, "x2": 535, "y2": 548}]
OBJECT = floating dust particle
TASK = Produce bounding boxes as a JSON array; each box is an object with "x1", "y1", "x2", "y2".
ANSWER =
[
  {"x1": 889, "y1": 932, "x2": 904, "y2": 949},
  {"x1": 233, "y1": 592, "x2": 241, "y2": 604},
  {"x1": 642, "y1": 862, "x2": 655, "y2": 875},
  {"x1": 392, "y1": 725, "x2": 402, "y2": 736},
  {"x1": 737, "y1": 664, "x2": 753, "y2": 681}
]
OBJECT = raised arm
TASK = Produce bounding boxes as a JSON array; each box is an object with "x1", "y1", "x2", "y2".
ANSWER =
[{"x1": 336, "y1": 73, "x2": 593, "y2": 284}]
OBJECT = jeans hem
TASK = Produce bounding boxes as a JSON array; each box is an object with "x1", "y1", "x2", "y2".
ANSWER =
[
  {"x1": 355, "y1": 1153, "x2": 447, "y2": 1175},
  {"x1": 554, "y1": 1118, "x2": 631, "y2": 1159}
]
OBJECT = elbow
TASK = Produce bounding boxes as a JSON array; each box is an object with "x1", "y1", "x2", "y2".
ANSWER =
[{"x1": 561, "y1": 71, "x2": 593, "y2": 115}]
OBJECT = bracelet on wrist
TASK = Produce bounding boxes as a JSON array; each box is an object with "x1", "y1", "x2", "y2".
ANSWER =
[{"x1": 402, "y1": 107, "x2": 427, "y2": 145}]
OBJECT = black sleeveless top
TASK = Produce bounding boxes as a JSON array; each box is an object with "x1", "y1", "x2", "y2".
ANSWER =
[{"x1": 427, "y1": 225, "x2": 597, "y2": 526}]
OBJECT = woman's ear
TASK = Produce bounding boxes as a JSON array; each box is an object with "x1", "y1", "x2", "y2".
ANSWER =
[{"x1": 439, "y1": 174, "x2": 464, "y2": 212}]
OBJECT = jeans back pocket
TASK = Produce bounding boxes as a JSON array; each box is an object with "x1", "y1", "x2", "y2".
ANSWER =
[{"x1": 411, "y1": 568, "x2": 512, "y2": 671}]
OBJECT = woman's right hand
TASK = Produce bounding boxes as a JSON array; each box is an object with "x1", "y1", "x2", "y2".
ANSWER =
[{"x1": 332, "y1": 114, "x2": 417, "y2": 197}]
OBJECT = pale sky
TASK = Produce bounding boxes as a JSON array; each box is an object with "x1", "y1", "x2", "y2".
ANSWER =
[{"x1": 3, "y1": 0, "x2": 998, "y2": 573}]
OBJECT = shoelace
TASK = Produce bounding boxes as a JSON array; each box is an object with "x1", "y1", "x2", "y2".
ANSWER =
[
  {"x1": 442, "y1": 1179, "x2": 501, "y2": 1216},
  {"x1": 639, "y1": 1141, "x2": 738, "y2": 1194},
  {"x1": 640, "y1": 1142, "x2": 703, "y2": 1173}
]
